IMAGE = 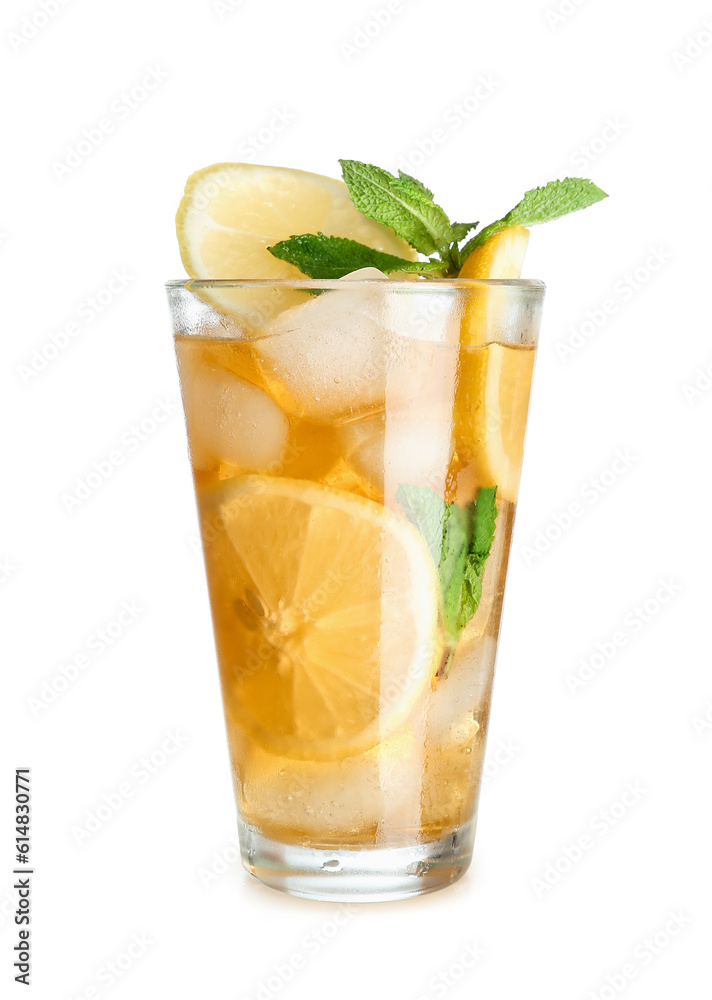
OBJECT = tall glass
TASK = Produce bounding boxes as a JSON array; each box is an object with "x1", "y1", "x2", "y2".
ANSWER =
[{"x1": 166, "y1": 277, "x2": 544, "y2": 901}]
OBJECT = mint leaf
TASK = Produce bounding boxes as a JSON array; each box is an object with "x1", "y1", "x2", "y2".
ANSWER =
[
  {"x1": 396, "y1": 483, "x2": 498, "y2": 676},
  {"x1": 268, "y1": 233, "x2": 445, "y2": 279},
  {"x1": 455, "y1": 487, "x2": 497, "y2": 630},
  {"x1": 439, "y1": 503, "x2": 469, "y2": 646},
  {"x1": 448, "y1": 223, "x2": 479, "y2": 271},
  {"x1": 462, "y1": 177, "x2": 608, "y2": 259},
  {"x1": 396, "y1": 484, "x2": 468, "y2": 646},
  {"x1": 396, "y1": 483, "x2": 448, "y2": 565},
  {"x1": 470, "y1": 485, "x2": 498, "y2": 560},
  {"x1": 340, "y1": 159, "x2": 455, "y2": 257},
  {"x1": 397, "y1": 170, "x2": 434, "y2": 200},
  {"x1": 450, "y1": 221, "x2": 478, "y2": 242},
  {"x1": 458, "y1": 559, "x2": 484, "y2": 631}
]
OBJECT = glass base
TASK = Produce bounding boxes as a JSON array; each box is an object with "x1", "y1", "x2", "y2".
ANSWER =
[{"x1": 240, "y1": 819, "x2": 475, "y2": 902}]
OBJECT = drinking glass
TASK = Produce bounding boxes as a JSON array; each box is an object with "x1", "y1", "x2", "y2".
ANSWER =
[{"x1": 166, "y1": 276, "x2": 544, "y2": 900}]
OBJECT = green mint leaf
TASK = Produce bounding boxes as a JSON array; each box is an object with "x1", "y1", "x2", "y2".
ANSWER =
[
  {"x1": 450, "y1": 222, "x2": 478, "y2": 243},
  {"x1": 396, "y1": 484, "x2": 467, "y2": 646},
  {"x1": 268, "y1": 233, "x2": 445, "y2": 279},
  {"x1": 439, "y1": 503, "x2": 470, "y2": 647},
  {"x1": 340, "y1": 159, "x2": 455, "y2": 257},
  {"x1": 462, "y1": 178, "x2": 608, "y2": 258},
  {"x1": 396, "y1": 484, "x2": 498, "y2": 676},
  {"x1": 455, "y1": 487, "x2": 498, "y2": 630},
  {"x1": 470, "y1": 485, "x2": 498, "y2": 561},
  {"x1": 446, "y1": 223, "x2": 478, "y2": 274},
  {"x1": 457, "y1": 559, "x2": 484, "y2": 631},
  {"x1": 395, "y1": 483, "x2": 447, "y2": 566},
  {"x1": 397, "y1": 170, "x2": 434, "y2": 200}
]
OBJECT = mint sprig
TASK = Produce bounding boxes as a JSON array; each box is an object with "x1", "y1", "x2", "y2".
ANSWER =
[
  {"x1": 267, "y1": 160, "x2": 607, "y2": 279},
  {"x1": 269, "y1": 233, "x2": 445, "y2": 279},
  {"x1": 397, "y1": 483, "x2": 498, "y2": 675},
  {"x1": 460, "y1": 177, "x2": 609, "y2": 258}
]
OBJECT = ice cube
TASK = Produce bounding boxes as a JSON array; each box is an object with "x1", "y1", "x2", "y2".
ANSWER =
[
  {"x1": 254, "y1": 275, "x2": 460, "y2": 424},
  {"x1": 253, "y1": 283, "x2": 391, "y2": 423},
  {"x1": 425, "y1": 634, "x2": 497, "y2": 743},
  {"x1": 341, "y1": 269, "x2": 463, "y2": 347},
  {"x1": 339, "y1": 267, "x2": 389, "y2": 281},
  {"x1": 339, "y1": 400, "x2": 454, "y2": 502},
  {"x1": 240, "y1": 732, "x2": 423, "y2": 838},
  {"x1": 178, "y1": 357, "x2": 289, "y2": 472},
  {"x1": 382, "y1": 332, "x2": 459, "y2": 412},
  {"x1": 384, "y1": 287, "x2": 463, "y2": 345}
]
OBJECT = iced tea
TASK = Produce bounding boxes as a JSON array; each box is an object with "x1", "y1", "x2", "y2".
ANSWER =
[{"x1": 169, "y1": 278, "x2": 541, "y2": 898}]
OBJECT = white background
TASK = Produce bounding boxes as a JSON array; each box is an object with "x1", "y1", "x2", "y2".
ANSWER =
[{"x1": 2, "y1": 0, "x2": 711, "y2": 997}]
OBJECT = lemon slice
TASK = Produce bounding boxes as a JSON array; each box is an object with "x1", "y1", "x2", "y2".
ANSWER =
[
  {"x1": 455, "y1": 343, "x2": 535, "y2": 502},
  {"x1": 176, "y1": 163, "x2": 416, "y2": 321},
  {"x1": 458, "y1": 225, "x2": 530, "y2": 347},
  {"x1": 455, "y1": 226, "x2": 533, "y2": 502},
  {"x1": 200, "y1": 475, "x2": 441, "y2": 760}
]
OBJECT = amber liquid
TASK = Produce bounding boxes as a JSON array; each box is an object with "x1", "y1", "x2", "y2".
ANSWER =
[{"x1": 176, "y1": 332, "x2": 532, "y2": 848}]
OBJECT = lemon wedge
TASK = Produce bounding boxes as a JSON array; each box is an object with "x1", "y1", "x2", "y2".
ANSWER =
[
  {"x1": 455, "y1": 342, "x2": 535, "y2": 502},
  {"x1": 455, "y1": 226, "x2": 534, "y2": 502},
  {"x1": 459, "y1": 225, "x2": 530, "y2": 284}
]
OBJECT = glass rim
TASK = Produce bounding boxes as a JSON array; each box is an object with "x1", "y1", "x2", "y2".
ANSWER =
[{"x1": 165, "y1": 277, "x2": 545, "y2": 292}]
